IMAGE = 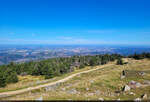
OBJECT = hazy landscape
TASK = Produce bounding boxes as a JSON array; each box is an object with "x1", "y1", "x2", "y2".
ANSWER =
[
  {"x1": 0, "y1": 45, "x2": 150, "y2": 65},
  {"x1": 0, "y1": 0, "x2": 150, "y2": 101}
]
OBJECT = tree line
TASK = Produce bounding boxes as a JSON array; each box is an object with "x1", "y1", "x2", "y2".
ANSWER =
[{"x1": 0, "y1": 52, "x2": 150, "y2": 87}]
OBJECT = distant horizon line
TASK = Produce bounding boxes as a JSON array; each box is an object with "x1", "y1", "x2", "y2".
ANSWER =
[{"x1": 0, "y1": 44, "x2": 149, "y2": 47}]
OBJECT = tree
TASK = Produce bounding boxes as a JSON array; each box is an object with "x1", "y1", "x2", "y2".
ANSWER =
[
  {"x1": 6, "y1": 72, "x2": 18, "y2": 83},
  {"x1": 0, "y1": 73, "x2": 6, "y2": 87},
  {"x1": 45, "y1": 68, "x2": 55, "y2": 79},
  {"x1": 116, "y1": 58, "x2": 123, "y2": 65}
]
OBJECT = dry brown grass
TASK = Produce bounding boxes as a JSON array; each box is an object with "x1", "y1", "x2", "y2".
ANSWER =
[{"x1": 2, "y1": 58, "x2": 150, "y2": 100}]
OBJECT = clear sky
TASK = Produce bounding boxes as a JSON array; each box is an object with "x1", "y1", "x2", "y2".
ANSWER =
[{"x1": 0, "y1": 0, "x2": 150, "y2": 45}]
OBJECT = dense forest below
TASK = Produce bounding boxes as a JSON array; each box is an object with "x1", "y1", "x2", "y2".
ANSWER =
[{"x1": 0, "y1": 52, "x2": 150, "y2": 87}]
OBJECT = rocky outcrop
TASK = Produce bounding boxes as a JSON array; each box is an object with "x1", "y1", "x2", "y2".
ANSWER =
[
  {"x1": 141, "y1": 93, "x2": 147, "y2": 99},
  {"x1": 36, "y1": 96, "x2": 43, "y2": 101},
  {"x1": 143, "y1": 80, "x2": 150, "y2": 86},
  {"x1": 98, "y1": 98, "x2": 104, "y2": 101},
  {"x1": 120, "y1": 70, "x2": 126, "y2": 79},
  {"x1": 134, "y1": 98, "x2": 141, "y2": 101},
  {"x1": 138, "y1": 72, "x2": 146, "y2": 76},
  {"x1": 122, "y1": 85, "x2": 130, "y2": 91},
  {"x1": 129, "y1": 92, "x2": 135, "y2": 95},
  {"x1": 128, "y1": 80, "x2": 142, "y2": 89},
  {"x1": 67, "y1": 88, "x2": 80, "y2": 94}
]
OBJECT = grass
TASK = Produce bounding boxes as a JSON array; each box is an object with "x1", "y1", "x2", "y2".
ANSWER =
[
  {"x1": 0, "y1": 61, "x2": 113, "y2": 93},
  {"x1": 1, "y1": 58, "x2": 150, "y2": 100},
  {"x1": 0, "y1": 75, "x2": 45, "y2": 92}
]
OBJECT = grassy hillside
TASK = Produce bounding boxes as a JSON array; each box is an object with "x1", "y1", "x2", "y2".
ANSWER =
[{"x1": 1, "y1": 58, "x2": 150, "y2": 100}]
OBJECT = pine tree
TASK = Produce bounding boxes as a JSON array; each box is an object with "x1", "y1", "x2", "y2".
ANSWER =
[
  {"x1": 0, "y1": 73, "x2": 6, "y2": 87},
  {"x1": 116, "y1": 58, "x2": 123, "y2": 65}
]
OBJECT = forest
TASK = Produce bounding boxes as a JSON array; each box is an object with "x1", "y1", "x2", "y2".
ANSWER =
[{"x1": 0, "y1": 52, "x2": 150, "y2": 87}]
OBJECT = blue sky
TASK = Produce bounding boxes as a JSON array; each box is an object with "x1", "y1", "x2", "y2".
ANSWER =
[{"x1": 0, "y1": 0, "x2": 150, "y2": 45}]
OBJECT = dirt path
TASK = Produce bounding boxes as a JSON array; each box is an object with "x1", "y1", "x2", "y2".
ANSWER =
[{"x1": 0, "y1": 64, "x2": 113, "y2": 98}]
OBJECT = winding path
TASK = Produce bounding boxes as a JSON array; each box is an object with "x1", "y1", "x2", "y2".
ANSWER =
[{"x1": 0, "y1": 64, "x2": 113, "y2": 98}]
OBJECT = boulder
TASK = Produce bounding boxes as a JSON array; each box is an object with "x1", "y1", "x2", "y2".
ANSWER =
[
  {"x1": 95, "y1": 90, "x2": 101, "y2": 95},
  {"x1": 87, "y1": 93, "x2": 94, "y2": 96},
  {"x1": 128, "y1": 80, "x2": 142, "y2": 89},
  {"x1": 120, "y1": 70, "x2": 126, "y2": 79},
  {"x1": 120, "y1": 75, "x2": 125, "y2": 79},
  {"x1": 61, "y1": 88, "x2": 66, "y2": 91},
  {"x1": 86, "y1": 88, "x2": 89, "y2": 91},
  {"x1": 117, "y1": 98, "x2": 120, "y2": 101},
  {"x1": 143, "y1": 80, "x2": 150, "y2": 86},
  {"x1": 89, "y1": 80, "x2": 94, "y2": 83},
  {"x1": 138, "y1": 72, "x2": 146, "y2": 76},
  {"x1": 134, "y1": 98, "x2": 141, "y2": 101},
  {"x1": 141, "y1": 93, "x2": 147, "y2": 99},
  {"x1": 67, "y1": 88, "x2": 78, "y2": 94},
  {"x1": 45, "y1": 84, "x2": 57, "y2": 92},
  {"x1": 36, "y1": 96, "x2": 43, "y2": 101},
  {"x1": 122, "y1": 85, "x2": 130, "y2": 91},
  {"x1": 129, "y1": 92, "x2": 135, "y2": 95},
  {"x1": 98, "y1": 98, "x2": 104, "y2": 101}
]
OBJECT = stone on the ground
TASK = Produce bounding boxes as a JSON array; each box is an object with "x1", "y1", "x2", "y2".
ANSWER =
[
  {"x1": 134, "y1": 98, "x2": 141, "y2": 101},
  {"x1": 45, "y1": 84, "x2": 58, "y2": 92},
  {"x1": 128, "y1": 80, "x2": 142, "y2": 89},
  {"x1": 117, "y1": 98, "x2": 120, "y2": 101},
  {"x1": 86, "y1": 88, "x2": 89, "y2": 91},
  {"x1": 98, "y1": 98, "x2": 104, "y2": 101},
  {"x1": 95, "y1": 90, "x2": 101, "y2": 95},
  {"x1": 87, "y1": 93, "x2": 94, "y2": 96},
  {"x1": 143, "y1": 80, "x2": 150, "y2": 86},
  {"x1": 67, "y1": 88, "x2": 78, "y2": 94},
  {"x1": 120, "y1": 70, "x2": 126, "y2": 79},
  {"x1": 36, "y1": 96, "x2": 43, "y2": 101},
  {"x1": 61, "y1": 88, "x2": 66, "y2": 91},
  {"x1": 90, "y1": 80, "x2": 94, "y2": 83},
  {"x1": 138, "y1": 72, "x2": 146, "y2": 76},
  {"x1": 122, "y1": 85, "x2": 130, "y2": 91},
  {"x1": 120, "y1": 75, "x2": 125, "y2": 79},
  {"x1": 129, "y1": 92, "x2": 135, "y2": 95},
  {"x1": 141, "y1": 93, "x2": 147, "y2": 99}
]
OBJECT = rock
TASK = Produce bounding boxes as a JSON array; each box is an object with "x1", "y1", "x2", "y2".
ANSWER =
[
  {"x1": 143, "y1": 80, "x2": 150, "y2": 86},
  {"x1": 65, "y1": 83, "x2": 72, "y2": 88},
  {"x1": 20, "y1": 72, "x2": 27, "y2": 76},
  {"x1": 135, "y1": 82, "x2": 142, "y2": 88},
  {"x1": 120, "y1": 75, "x2": 125, "y2": 79},
  {"x1": 67, "y1": 88, "x2": 78, "y2": 94},
  {"x1": 95, "y1": 90, "x2": 101, "y2": 95},
  {"x1": 129, "y1": 92, "x2": 135, "y2": 95},
  {"x1": 45, "y1": 84, "x2": 58, "y2": 92},
  {"x1": 134, "y1": 98, "x2": 141, "y2": 101},
  {"x1": 36, "y1": 96, "x2": 43, "y2": 101},
  {"x1": 61, "y1": 88, "x2": 66, "y2": 91},
  {"x1": 89, "y1": 80, "x2": 94, "y2": 83},
  {"x1": 128, "y1": 80, "x2": 142, "y2": 89},
  {"x1": 86, "y1": 88, "x2": 89, "y2": 91},
  {"x1": 117, "y1": 98, "x2": 120, "y2": 101},
  {"x1": 122, "y1": 85, "x2": 130, "y2": 91},
  {"x1": 87, "y1": 93, "x2": 94, "y2": 96},
  {"x1": 120, "y1": 70, "x2": 126, "y2": 79},
  {"x1": 141, "y1": 93, "x2": 147, "y2": 99},
  {"x1": 138, "y1": 72, "x2": 146, "y2": 76},
  {"x1": 98, "y1": 98, "x2": 104, "y2": 101}
]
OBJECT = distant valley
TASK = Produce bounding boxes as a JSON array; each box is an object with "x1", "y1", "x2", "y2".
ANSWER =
[{"x1": 0, "y1": 45, "x2": 150, "y2": 65}]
